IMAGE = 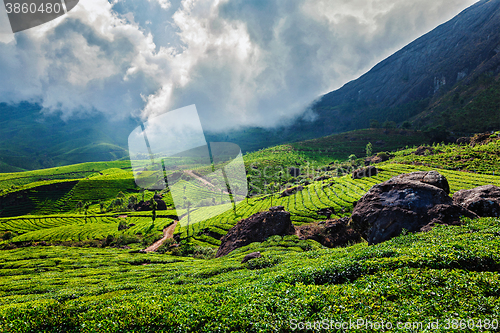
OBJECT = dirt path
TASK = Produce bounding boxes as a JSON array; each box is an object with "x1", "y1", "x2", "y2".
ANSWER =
[{"x1": 144, "y1": 220, "x2": 178, "y2": 252}]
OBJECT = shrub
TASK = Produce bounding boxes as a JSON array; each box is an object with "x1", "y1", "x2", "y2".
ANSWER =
[
  {"x1": 401, "y1": 121, "x2": 412, "y2": 129},
  {"x1": 1, "y1": 231, "x2": 14, "y2": 241},
  {"x1": 105, "y1": 235, "x2": 114, "y2": 246},
  {"x1": 369, "y1": 119, "x2": 380, "y2": 128},
  {"x1": 118, "y1": 221, "x2": 129, "y2": 231},
  {"x1": 115, "y1": 234, "x2": 140, "y2": 246},
  {"x1": 245, "y1": 255, "x2": 282, "y2": 270},
  {"x1": 377, "y1": 152, "x2": 389, "y2": 160},
  {"x1": 156, "y1": 238, "x2": 176, "y2": 254},
  {"x1": 193, "y1": 246, "x2": 217, "y2": 259},
  {"x1": 170, "y1": 243, "x2": 217, "y2": 259}
]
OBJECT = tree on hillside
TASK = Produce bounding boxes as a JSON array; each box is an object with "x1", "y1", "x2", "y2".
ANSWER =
[
  {"x1": 402, "y1": 121, "x2": 412, "y2": 129},
  {"x1": 76, "y1": 201, "x2": 83, "y2": 213},
  {"x1": 186, "y1": 200, "x2": 191, "y2": 225},
  {"x1": 366, "y1": 142, "x2": 373, "y2": 157},
  {"x1": 128, "y1": 196, "x2": 137, "y2": 210},
  {"x1": 114, "y1": 198, "x2": 124, "y2": 211},
  {"x1": 231, "y1": 184, "x2": 239, "y2": 214},
  {"x1": 149, "y1": 198, "x2": 157, "y2": 225},
  {"x1": 84, "y1": 202, "x2": 91, "y2": 223},
  {"x1": 99, "y1": 201, "x2": 105, "y2": 213},
  {"x1": 370, "y1": 119, "x2": 380, "y2": 128},
  {"x1": 383, "y1": 120, "x2": 396, "y2": 129},
  {"x1": 349, "y1": 154, "x2": 357, "y2": 167}
]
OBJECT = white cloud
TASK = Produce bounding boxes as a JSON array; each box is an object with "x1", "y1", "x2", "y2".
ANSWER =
[
  {"x1": 147, "y1": 0, "x2": 171, "y2": 10},
  {"x1": 0, "y1": 0, "x2": 478, "y2": 130}
]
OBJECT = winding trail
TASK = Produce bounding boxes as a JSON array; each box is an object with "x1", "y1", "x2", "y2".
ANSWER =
[{"x1": 144, "y1": 220, "x2": 178, "y2": 252}]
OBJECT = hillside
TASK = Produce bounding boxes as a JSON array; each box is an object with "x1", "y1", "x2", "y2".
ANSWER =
[
  {"x1": 0, "y1": 129, "x2": 497, "y2": 330},
  {"x1": 0, "y1": 216, "x2": 499, "y2": 332},
  {"x1": 0, "y1": 103, "x2": 136, "y2": 172},
  {"x1": 304, "y1": 0, "x2": 500, "y2": 135},
  {"x1": 200, "y1": 0, "x2": 500, "y2": 151}
]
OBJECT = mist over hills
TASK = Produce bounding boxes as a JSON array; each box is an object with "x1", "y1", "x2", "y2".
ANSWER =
[
  {"x1": 0, "y1": 103, "x2": 135, "y2": 172},
  {"x1": 210, "y1": 0, "x2": 500, "y2": 149}
]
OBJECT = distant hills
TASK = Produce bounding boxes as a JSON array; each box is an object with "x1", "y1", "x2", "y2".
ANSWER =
[{"x1": 0, "y1": 103, "x2": 134, "y2": 172}]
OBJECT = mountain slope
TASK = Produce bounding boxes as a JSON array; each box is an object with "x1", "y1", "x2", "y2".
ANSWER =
[
  {"x1": 302, "y1": 0, "x2": 500, "y2": 134},
  {"x1": 211, "y1": 0, "x2": 500, "y2": 151}
]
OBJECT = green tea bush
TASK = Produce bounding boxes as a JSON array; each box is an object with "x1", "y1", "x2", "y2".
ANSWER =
[
  {"x1": 245, "y1": 255, "x2": 282, "y2": 270},
  {"x1": 1, "y1": 231, "x2": 13, "y2": 240},
  {"x1": 171, "y1": 243, "x2": 216, "y2": 259},
  {"x1": 156, "y1": 238, "x2": 176, "y2": 254}
]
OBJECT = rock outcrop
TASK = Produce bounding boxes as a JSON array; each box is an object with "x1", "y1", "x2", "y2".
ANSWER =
[
  {"x1": 390, "y1": 170, "x2": 450, "y2": 195},
  {"x1": 351, "y1": 171, "x2": 477, "y2": 245},
  {"x1": 296, "y1": 217, "x2": 361, "y2": 248},
  {"x1": 216, "y1": 206, "x2": 295, "y2": 257},
  {"x1": 453, "y1": 185, "x2": 500, "y2": 217},
  {"x1": 352, "y1": 166, "x2": 378, "y2": 179},
  {"x1": 241, "y1": 252, "x2": 262, "y2": 263},
  {"x1": 307, "y1": 0, "x2": 500, "y2": 135},
  {"x1": 317, "y1": 207, "x2": 335, "y2": 219}
]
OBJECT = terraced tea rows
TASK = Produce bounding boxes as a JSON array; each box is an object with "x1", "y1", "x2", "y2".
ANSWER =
[
  {"x1": 0, "y1": 214, "x2": 174, "y2": 243},
  {"x1": 174, "y1": 164, "x2": 500, "y2": 247}
]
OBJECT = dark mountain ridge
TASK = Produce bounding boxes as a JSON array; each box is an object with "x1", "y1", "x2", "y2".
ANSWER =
[
  {"x1": 308, "y1": 0, "x2": 500, "y2": 133},
  {"x1": 321, "y1": 0, "x2": 500, "y2": 108}
]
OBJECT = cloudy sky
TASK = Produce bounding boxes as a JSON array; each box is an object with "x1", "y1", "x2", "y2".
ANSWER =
[{"x1": 0, "y1": 0, "x2": 478, "y2": 132}]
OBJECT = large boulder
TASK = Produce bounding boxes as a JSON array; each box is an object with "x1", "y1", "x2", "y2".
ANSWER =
[
  {"x1": 352, "y1": 166, "x2": 378, "y2": 179},
  {"x1": 216, "y1": 206, "x2": 295, "y2": 257},
  {"x1": 453, "y1": 185, "x2": 500, "y2": 217},
  {"x1": 390, "y1": 170, "x2": 450, "y2": 195},
  {"x1": 296, "y1": 217, "x2": 361, "y2": 248},
  {"x1": 351, "y1": 171, "x2": 477, "y2": 245}
]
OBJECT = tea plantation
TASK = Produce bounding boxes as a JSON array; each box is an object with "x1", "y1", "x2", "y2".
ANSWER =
[
  {"x1": 0, "y1": 135, "x2": 498, "y2": 331},
  {"x1": 0, "y1": 217, "x2": 499, "y2": 332}
]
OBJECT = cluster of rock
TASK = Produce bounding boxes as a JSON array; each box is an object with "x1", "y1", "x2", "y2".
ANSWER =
[
  {"x1": 453, "y1": 185, "x2": 500, "y2": 217},
  {"x1": 351, "y1": 171, "x2": 475, "y2": 244},
  {"x1": 216, "y1": 170, "x2": 500, "y2": 258},
  {"x1": 129, "y1": 193, "x2": 167, "y2": 211},
  {"x1": 295, "y1": 217, "x2": 361, "y2": 248},
  {"x1": 352, "y1": 166, "x2": 378, "y2": 179}
]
